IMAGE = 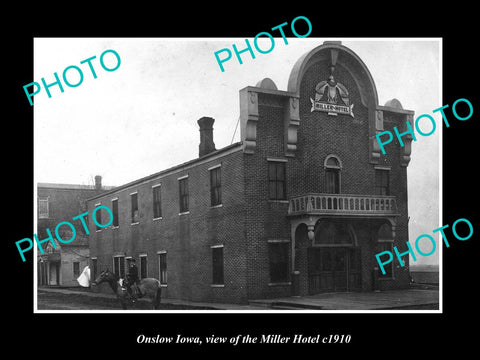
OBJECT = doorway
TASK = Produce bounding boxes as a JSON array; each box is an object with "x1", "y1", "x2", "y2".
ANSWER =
[
  {"x1": 307, "y1": 219, "x2": 361, "y2": 294},
  {"x1": 48, "y1": 261, "x2": 60, "y2": 286},
  {"x1": 308, "y1": 247, "x2": 361, "y2": 293}
]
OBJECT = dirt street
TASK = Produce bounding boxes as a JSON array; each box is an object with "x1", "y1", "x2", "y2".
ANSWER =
[{"x1": 37, "y1": 290, "x2": 212, "y2": 310}]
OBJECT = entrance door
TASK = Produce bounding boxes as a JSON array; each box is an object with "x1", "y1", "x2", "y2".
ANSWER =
[
  {"x1": 308, "y1": 247, "x2": 361, "y2": 294},
  {"x1": 49, "y1": 262, "x2": 60, "y2": 285}
]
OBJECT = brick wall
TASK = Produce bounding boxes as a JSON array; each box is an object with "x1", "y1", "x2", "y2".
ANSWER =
[
  {"x1": 89, "y1": 147, "x2": 249, "y2": 303},
  {"x1": 37, "y1": 185, "x2": 106, "y2": 287},
  {"x1": 241, "y1": 56, "x2": 411, "y2": 299},
  {"x1": 243, "y1": 98, "x2": 292, "y2": 299}
]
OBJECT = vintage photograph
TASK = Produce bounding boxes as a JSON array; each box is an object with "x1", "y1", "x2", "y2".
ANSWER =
[{"x1": 33, "y1": 38, "x2": 441, "y2": 312}]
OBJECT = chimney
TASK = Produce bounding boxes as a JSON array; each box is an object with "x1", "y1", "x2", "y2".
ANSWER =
[
  {"x1": 198, "y1": 116, "x2": 216, "y2": 157},
  {"x1": 94, "y1": 175, "x2": 102, "y2": 190}
]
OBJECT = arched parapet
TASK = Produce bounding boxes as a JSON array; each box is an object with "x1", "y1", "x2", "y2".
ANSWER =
[
  {"x1": 287, "y1": 41, "x2": 379, "y2": 108},
  {"x1": 287, "y1": 41, "x2": 383, "y2": 164}
]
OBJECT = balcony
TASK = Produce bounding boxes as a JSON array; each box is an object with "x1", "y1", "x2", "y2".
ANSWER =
[{"x1": 288, "y1": 193, "x2": 398, "y2": 217}]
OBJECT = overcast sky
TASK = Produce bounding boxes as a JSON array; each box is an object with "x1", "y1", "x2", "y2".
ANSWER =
[{"x1": 34, "y1": 38, "x2": 441, "y2": 265}]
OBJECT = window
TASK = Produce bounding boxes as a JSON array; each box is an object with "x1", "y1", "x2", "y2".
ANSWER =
[
  {"x1": 375, "y1": 169, "x2": 390, "y2": 195},
  {"x1": 325, "y1": 169, "x2": 340, "y2": 193},
  {"x1": 210, "y1": 166, "x2": 222, "y2": 206},
  {"x1": 179, "y1": 177, "x2": 189, "y2": 213},
  {"x1": 268, "y1": 242, "x2": 289, "y2": 283},
  {"x1": 139, "y1": 255, "x2": 147, "y2": 279},
  {"x1": 158, "y1": 252, "x2": 167, "y2": 285},
  {"x1": 131, "y1": 192, "x2": 139, "y2": 223},
  {"x1": 268, "y1": 161, "x2": 286, "y2": 200},
  {"x1": 325, "y1": 155, "x2": 341, "y2": 194},
  {"x1": 212, "y1": 246, "x2": 224, "y2": 285},
  {"x1": 377, "y1": 223, "x2": 394, "y2": 278},
  {"x1": 73, "y1": 262, "x2": 80, "y2": 278},
  {"x1": 94, "y1": 203, "x2": 102, "y2": 231},
  {"x1": 314, "y1": 220, "x2": 353, "y2": 245},
  {"x1": 113, "y1": 256, "x2": 125, "y2": 278},
  {"x1": 112, "y1": 199, "x2": 119, "y2": 227},
  {"x1": 153, "y1": 185, "x2": 162, "y2": 219},
  {"x1": 38, "y1": 197, "x2": 49, "y2": 219},
  {"x1": 377, "y1": 242, "x2": 393, "y2": 278},
  {"x1": 91, "y1": 258, "x2": 97, "y2": 282}
]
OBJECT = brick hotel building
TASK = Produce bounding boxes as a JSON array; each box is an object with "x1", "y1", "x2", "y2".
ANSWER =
[{"x1": 87, "y1": 42, "x2": 414, "y2": 304}]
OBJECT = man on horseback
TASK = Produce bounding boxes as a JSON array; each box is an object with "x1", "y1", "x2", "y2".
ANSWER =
[{"x1": 125, "y1": 258, "x2": 141, "y2": 300}]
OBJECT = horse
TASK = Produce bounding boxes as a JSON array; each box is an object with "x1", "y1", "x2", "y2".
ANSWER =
[{"x1": 92, "y1": 269, "x2": 162, "y2": 310}]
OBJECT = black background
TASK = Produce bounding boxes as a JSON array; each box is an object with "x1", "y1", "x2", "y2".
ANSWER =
[{"x1": 6, "y1": 4, "x2": 478, "y2": 356}]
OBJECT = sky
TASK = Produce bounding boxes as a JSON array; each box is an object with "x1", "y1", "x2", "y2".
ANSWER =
[{"x1": 34, "y1": 38, "x2": 441, "y2": 266}]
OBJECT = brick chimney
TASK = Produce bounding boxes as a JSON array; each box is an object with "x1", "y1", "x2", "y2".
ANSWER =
[
  {"x1": 94, "y1": 175, "x2": 102, "y2": 190},
  {"x1": 198, "y1": 116, "x2": 216, "y2": 157}
]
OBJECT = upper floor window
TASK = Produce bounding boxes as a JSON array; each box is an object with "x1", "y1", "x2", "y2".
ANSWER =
[
  {"x1": 179, "y1": 176, "x2": 189, "y2": 213},
  {"x1": 38, "y1": 197, "x2": 49, "y2": 219},
  {"x1": 268, "y1": 160, "x2": 286, "y2": 200},
  {"x1": 375, "y1": 169, "x2": 390, "y2": 195},
  {"x1": 324, "y1": 155, "x2": 342, "y2": 194},
  {"x1": 131, "y1": 192, "x2": 139, "y2": 224},
  {"x1": 152, "y1": 185, "x2": 162, "y2": 219},
  {"x1": 94, "y1": 203, "x2": 102, "y2": 231},
  {"x1": 209, "y1": 166, "x2": 222, "y2": 206},
  {"x1": 112, "y1": 198, "x2": 119, "y2": 227}
]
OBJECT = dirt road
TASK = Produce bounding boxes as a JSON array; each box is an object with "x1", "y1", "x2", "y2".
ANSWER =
[{"x1": 37, "y1": 290, "x2": 212, "y2": 310}]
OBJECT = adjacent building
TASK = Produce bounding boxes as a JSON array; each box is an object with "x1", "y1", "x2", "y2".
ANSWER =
[
  {"x1": 87, "y1": 42, "x2": 415, "y2": 304},
  {"x1": 37, "y1": 176, "x2": 114, "y2": 287}
]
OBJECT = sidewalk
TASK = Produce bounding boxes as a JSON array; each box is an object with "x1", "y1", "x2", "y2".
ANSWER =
[{"x1": 250, "y1": 288, "x2": 439, "y2": 310}]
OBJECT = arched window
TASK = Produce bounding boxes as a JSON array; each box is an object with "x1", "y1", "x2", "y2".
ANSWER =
[
  {"x1": 324, "y1": 155, "x2": 342, "y2": 194},
  {"x1": 314, "y1": 220, "x2": 353, "y2": 246}
]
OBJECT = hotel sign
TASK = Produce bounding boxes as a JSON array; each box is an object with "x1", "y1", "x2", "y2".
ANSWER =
[
  {"x1": 310, "y1": 69, "x2": 354, "y2": 117},
  {"x1": 310, "y1": 100, "x2": 354, "y2": 117}
]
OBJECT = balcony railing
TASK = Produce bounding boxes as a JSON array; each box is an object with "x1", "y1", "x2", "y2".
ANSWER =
[{"x1": 288, "y1": 193, "x2": 398, "y2": 216}]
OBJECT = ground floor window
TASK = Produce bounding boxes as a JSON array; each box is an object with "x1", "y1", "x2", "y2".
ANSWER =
[
  {"x1": 377, "y1": 242, "x2": 394, "y2": 278},
  {"x1": 91, "y1": 258, "x2": 97, "y2": 282},
  {"x1": 158, "y1": 252, "x2": 167, "y2": 285},
  {"x1": 113, "y1": 256, "x2": 125, "y2": 278},
  {"x1": 212, "y1": 246, "x2": 224, "y2": 285},
  {"x1": 268, "y1": 241, "x2": 289, "y2": 283},
  {"x1": 139, "y1": 255, "x2": 147, "y2": 279},
  {"x1": 73, "y1": 262, "x2": 80, "y2": 278},
  {"x1": 377, "y1": 223, "x2": 394, "y2": 278}
]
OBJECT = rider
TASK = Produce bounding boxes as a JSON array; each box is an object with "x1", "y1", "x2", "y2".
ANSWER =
[{"x1": 126, "y1": 258, "x2": 139, "y2": 299}]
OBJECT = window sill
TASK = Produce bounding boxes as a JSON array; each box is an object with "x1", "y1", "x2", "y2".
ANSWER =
[
  {"x1": 160, "y1": 284, "x2": 167, "y2": 288},
  {"x1": 153, "y1": 217, "x2": 163, "y2": 221},
  {"x1": 131, "y1": 222, "x2": 139, "y2": 226},
  {"x1": 211, "y1": 284, "x2": 225, "y2": 288},
  {"x1": 179, "y1": 211, "x2": 190, "y2": 216},
  {"x1": 210, "y1": 204, "x2": 223, "y2": 209},
  {"x1": 268, "y1": 200, "x2": 289, "y2": 204},
  {"x1": 112, "y1": 226, "x2": 119, "y2": 230},
  {"x1": 268, "y1": 282, "x2": 291, "y2": 286}
]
